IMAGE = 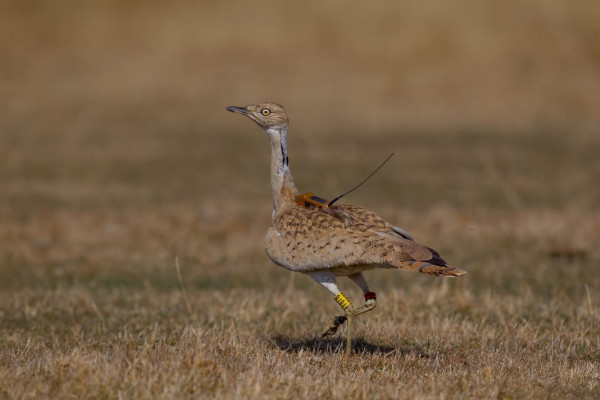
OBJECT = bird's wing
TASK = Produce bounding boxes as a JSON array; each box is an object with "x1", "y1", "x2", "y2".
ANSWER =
[
  {"x1": 330, "y1": 205, "x2": 465, "y2": 276},
  {"x1": 331, "y1": 204, "x2": 414, "y2": 240},
  {"x1": 265, "y1": 204, "x2": 447, "y2": 273}
]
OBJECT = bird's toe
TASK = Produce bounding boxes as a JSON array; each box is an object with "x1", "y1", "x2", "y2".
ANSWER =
[{"x1": 320, "y1": 315, "x2": 347, "y2": 337}]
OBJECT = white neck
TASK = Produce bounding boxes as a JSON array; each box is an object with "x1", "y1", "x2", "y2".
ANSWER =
[{"x1": 267, "y1": 126, "x2": 297, "y2": 215}]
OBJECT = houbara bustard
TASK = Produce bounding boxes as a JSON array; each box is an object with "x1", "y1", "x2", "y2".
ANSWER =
[{"x1": 226, "y1": 103, "x2": 466, "y2": 356}]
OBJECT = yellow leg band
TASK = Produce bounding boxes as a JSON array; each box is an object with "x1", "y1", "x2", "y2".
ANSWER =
[{"x1": 334, "y1": 292, "x2": 351, "y2": 310}]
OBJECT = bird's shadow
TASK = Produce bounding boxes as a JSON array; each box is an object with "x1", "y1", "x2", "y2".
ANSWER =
[{"x1": 272, "y1": 335, "x2": 430, "y2": 357}]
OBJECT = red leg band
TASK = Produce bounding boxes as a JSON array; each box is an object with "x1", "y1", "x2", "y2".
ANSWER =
[{"x1": 364, "y1": 291, "x2": 377, "y2": 301}]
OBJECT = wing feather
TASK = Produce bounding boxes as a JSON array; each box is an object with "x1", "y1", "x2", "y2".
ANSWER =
[{"x1": 264, "y1": 204, "x2": 442, "y2": 273}]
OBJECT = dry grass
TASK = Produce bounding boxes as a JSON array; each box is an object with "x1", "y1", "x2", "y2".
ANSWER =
[
  {"x1": 1, "y1": 1, "x2": 600, "y2": 399},
  {"x1": 1, "y1": 1, "x2": 600, "y2": 134},
  {"x1": 2, "y1": 127, "x2": 599, "y2": 399}
]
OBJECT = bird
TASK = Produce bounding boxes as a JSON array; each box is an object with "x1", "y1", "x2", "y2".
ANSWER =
[{"x1": 226, "y1": 102, "x2": 466, "y2": 356}]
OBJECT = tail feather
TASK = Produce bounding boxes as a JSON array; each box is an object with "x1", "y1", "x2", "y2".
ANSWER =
[{"x1": 398, "y1": 260, "x2": 467, "y2": 277}]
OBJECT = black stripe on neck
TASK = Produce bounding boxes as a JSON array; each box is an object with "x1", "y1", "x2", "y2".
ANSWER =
[{"x1": 280, "y1": 143, "x2": 288, "y2": 166}]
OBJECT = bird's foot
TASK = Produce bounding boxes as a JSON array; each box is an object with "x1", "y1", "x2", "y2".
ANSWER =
[
  {"x1": 353, "y1": 297, "x2": 377, "y2": 317},
  {"x1": 320, "y1": 315, "x2": 347, "y2": 338}
]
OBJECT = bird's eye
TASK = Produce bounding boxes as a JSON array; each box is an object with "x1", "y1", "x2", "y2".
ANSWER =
[{"x1": 261, "y1": 109, "x2": 271, "y2": 116}]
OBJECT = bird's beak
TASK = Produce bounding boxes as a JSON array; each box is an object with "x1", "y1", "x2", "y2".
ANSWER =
[{"x1": 226, "y1": 106, "x2": 249, "y2": 115}]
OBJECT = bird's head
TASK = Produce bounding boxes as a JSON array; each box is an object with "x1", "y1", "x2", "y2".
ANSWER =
[{"x1": 226, "y1": 103, "x2": 289, "y2": 131}]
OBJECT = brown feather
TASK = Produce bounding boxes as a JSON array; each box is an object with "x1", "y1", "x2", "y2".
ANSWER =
[
  {"x1": 264, "y1": 202, "x2": 467, "y2": 277},
  {"x1": 228, "y1": 102, "x2": 467, "y2": 279}
]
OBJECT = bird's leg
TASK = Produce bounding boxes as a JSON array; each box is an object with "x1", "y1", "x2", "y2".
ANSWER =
[
  {"x1": 324, "y1": 290, "x2": 355, "y2": 358},
  {"x1": 316, "y1": 272, "x2": 377, "y2": 338},
  {"x1": 353, "y1": 291, "x2": 377, "y2": 316},
  {"x1": 344, "y1": 301, "x2": 354, "y2": 359},
  {"x1": 320, "y1": 315, "x2": 347, "y2": 337},
  {"x1": 308, "y1": 271, "x2": 352, "y2": 338},
  {"x1": 348, "y1": 272, "x2": 377, "y2": 317},
  {"x1": 320, "y1": 290, "x2": 354, "y2": 337}
]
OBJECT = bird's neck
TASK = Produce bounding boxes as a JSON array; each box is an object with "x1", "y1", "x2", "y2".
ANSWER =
[{"x1": 267, "y1": 126, "x2": 297, "y2": 216}]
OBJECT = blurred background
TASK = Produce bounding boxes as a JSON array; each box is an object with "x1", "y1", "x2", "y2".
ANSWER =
[
  {"x1": 1, "y1": 1, "x2": 600, "y2": 397},
  {"x1": 2, "y1": 1, "x2": 599, "y2": 135},
  {"x1": 1, "y1": 0, "x2": 599, "y2": 290},
  {"x1": 1, "y1": 0, "x2": 599, "y2": 294},
  {"x1": 0, "y1": 0, "x2": 600, "y2": 135}
]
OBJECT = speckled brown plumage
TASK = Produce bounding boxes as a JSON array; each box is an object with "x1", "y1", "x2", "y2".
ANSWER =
[
  {"x1": 226, "y1": 102, "x2": 466, "y2": 279},
  {"x1": 227, "y1": 102, "x2": 466, "y2": 353},
  {"x1": 265, "y1": 202, "x2": 466, "y2": 277}
]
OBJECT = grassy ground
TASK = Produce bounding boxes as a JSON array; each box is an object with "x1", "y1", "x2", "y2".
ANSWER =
[
  {"x1": 1, "y1": 1, "x2": 600, "y2": 399},
  {"x1": 1, "y1": 125, "x2": 599, "y2": 399}
]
